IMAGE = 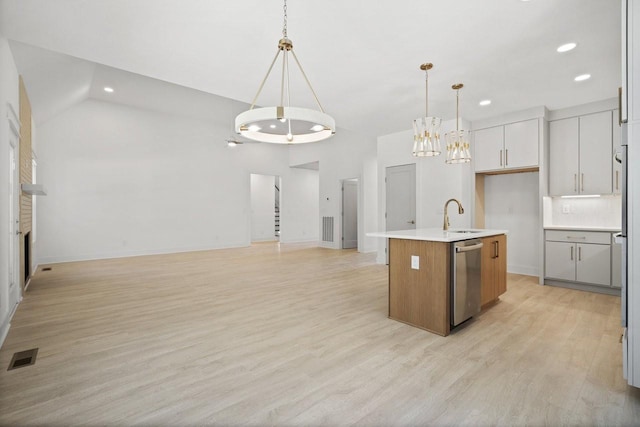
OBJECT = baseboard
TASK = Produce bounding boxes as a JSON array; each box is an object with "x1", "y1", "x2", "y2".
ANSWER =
[
  {"x1": 544, "y1": 279, "x2": 621, "y2": 296},
  {"x1": 0, "y1": 319, "x2": 10, "y2": 350},
  {"x1": 36, "y1": 242, "x2": 252, "y2": 265},
  {"x1": 507, "y1": 264, "x2": 539, "y2": 276},
  {"x1": 278, "y1": 237, "x2": 319, "y2": 244}
]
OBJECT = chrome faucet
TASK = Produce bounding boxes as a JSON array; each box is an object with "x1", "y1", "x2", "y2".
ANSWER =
[{"x1": 443, "y1": 198, "x2": 464, "y2": 231}]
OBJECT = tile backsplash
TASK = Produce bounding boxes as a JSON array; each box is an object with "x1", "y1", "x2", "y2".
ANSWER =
[{"x1": 543, "y1": 195, "x2": 621, "y2": 228}]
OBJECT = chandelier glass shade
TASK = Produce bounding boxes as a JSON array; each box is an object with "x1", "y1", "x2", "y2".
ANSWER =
[
  {"x1": 234, "y1": 1, "x2": 335, "y2": 144},
  {"x1": 412, "y1": 63, "x2": 441, "y2": 157},
  {"x1": 445, "y1": 84, "x2": 471, "y2": 164}
]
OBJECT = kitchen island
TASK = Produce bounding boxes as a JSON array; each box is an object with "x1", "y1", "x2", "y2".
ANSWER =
[{"x1": 368, "y1": 228, "x2": 508, "y2": 336}]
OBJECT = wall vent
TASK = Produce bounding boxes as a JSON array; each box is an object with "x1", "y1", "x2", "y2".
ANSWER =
[
  {"x1": 8, "y1": 348, "x2": 38, "y2": 370},
  {"x1": 322, "y1": 217, "x2": 334, "y2": 242}
]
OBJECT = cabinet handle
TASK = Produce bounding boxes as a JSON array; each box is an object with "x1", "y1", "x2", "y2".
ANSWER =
[
  {"x1": 616, "y1": 170, "x2": 620, "y2": 191},
  {"x1": 496, "y1": 241, "x2": 499, "y2": 258},
  {"x1": 574, "y1": 174, "x2": 577, "y2": 192},
  {"x1": 581, "y1": 173, "x2": 584, "y2": 192},
  {"x1": 505, "y1": 149, "x2": 508, "y2": 166},
  {"x1": 570, "y1": 246, "x2": 574, "y2": 261},
  {"x1": 578, "y1": 246, "x2": 582, "y2": 261},
  {"x1": 499, "y1": 149, "x2": 503, "y2": 166},
  {"x1": 566, "y1": 236, "x2": 586, "y2": 240}
]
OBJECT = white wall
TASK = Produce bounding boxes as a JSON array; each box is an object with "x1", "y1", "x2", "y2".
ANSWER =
[
  {"x1": 289, "y1": 128, "x2": 377, "y2": 251},
  {"x1": 0, "y1": 30, "x2": 21, "y2": 347},
  {"x1": 280, "y1": 168, "x2": 319, "y2": 244},
  {"x1": 375, "y1": 120, "x2": 473, "y2": 263},
  {"x1": 250, "y1": 174, "x2": 276, "y2": 242},
  {"x1": 484, "y1": 172, "x2": 540, "y2": 276},
  {"x1": 36, "y1": 98, "x2": 319, "y2": 263}
]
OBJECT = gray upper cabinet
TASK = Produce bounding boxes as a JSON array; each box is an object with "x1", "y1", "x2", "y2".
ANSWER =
[
  {"x1": 549, "y1": 111, "x2": 613, "y2": 196},
  {"x1": 474, "y1": 119, "x2": 539, "y2": 173}
]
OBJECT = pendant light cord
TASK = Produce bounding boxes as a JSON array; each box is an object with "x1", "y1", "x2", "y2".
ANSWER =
[
  {"x1": 282, "y1": 0, "x2": 288, "y2": 38},
  {"x1": 456, "y1": 89, "x2": 459, "y2": 132},
  {"x1": 425, "y1": 69, "x2": 429, "y2": 117}
]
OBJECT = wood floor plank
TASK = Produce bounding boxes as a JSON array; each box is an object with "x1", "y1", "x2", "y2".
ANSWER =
[{"x1": 0, "y1": 243, "x2": 638, "y2": 426}]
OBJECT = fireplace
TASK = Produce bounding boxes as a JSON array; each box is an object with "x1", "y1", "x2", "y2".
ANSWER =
[{"x1": 24, "y1": 232, "x2": 30, "y2": 282}]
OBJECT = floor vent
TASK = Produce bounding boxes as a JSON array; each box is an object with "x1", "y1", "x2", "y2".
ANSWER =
[
  {"x1": 322, "y1": 216, "x2": 334, "y2": 242},
  {"x1": 8, "y1": 348, "x2": 38, "y2": 371},
  {"x1": 42, "y1": 267, "x2": 52, "y2": 271}
]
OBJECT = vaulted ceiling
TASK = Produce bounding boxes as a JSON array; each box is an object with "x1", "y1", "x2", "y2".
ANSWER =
[{"x1": 0, "y1": 0, "x2": 621, "y2": 136}]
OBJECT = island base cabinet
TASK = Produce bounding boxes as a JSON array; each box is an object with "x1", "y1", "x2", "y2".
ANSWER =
[
  {"x1": 480, "y1": 234, "x2": 507, "y2": 307},
  {"x1": 388, "y1": 238, "x2": 450, "y2": 336}
]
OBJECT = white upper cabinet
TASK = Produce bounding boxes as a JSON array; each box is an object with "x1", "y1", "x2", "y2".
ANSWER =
[
  {"x1": 580, "y1": 111, "x2": 613, "y2": 194},
  {"x1": 549, "y1": 110, "x2": 613, "y2": 196},
  {"x1": 504, "y1": 119, "x2": 539, "y2": 170},
  {"x1": 549, "y1": 118, "x2": 580, "y2": 195},
  {"x1": 473, "y1": 126, "x2": 504, "y2": 172},
  {"x1": 473, "y1": 119, "x2": 539, "y2": 173}
]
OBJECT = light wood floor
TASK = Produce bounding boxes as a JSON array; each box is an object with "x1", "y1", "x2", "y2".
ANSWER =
[{"x1": 1, "y1": 242, "x2": 639, "y2": 426}]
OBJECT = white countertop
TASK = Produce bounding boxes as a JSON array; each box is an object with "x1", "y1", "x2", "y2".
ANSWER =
[
  {"x1": 544, "y1": 225, "x2": 621, "y2": 232},
  {"x1": 366, "y1": 228, "x2": 508, "y2": 243}
]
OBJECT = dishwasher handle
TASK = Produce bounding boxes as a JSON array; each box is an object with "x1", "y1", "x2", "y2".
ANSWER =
[{"x1": 455, "y1": 242, "x2": 484, "y2": 253}]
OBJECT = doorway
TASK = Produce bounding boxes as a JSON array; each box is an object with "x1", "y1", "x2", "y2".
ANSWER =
[
  {"x1": 250, "y1": 174, "x2": 280, "y2": 242},
  {"x1": 8, "y1": 130, "x2": 20, "y2": 310},
  {"x1": 341, "y1": 179, "x2": 358, "y2": 249},
  {"x1": 385, "y1": 164, "x2": 416, "y2": 231}
]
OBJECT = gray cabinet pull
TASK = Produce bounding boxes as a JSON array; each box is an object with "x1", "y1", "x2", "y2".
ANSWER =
[
  {"x1": 505, "y1": 149, "x2": 508, "y2": 166},
  {"x1": 499, "y1": 149, "x2": 503, "y2": 166},
  {"x1": 578, "y1": 246, "x2": 582, "y2": 261},
  {"x1": 570, "y1": 246, "x2": 574, "y2": 261},
  {"x1": 581, "y1": 173, "x2": 584, "y2": 192},
  {"x1": 574, "y1": 174, "x2": 577, "y2": 192}
]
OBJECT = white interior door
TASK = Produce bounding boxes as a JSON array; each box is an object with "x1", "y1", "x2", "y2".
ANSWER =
[
  {"x1": 341, "y1": 179, "x2": 357, "y2": 249},
  {"x1": 9, "y1": 137, "x2": 20, "y2": 307},
  {"x1": 386, "y1": 164, "x2": 416, "y2": 231}
]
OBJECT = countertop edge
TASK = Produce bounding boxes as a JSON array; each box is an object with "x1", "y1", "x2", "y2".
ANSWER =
[{"x1": 366, "y1": 228, "x2": 508, "y2": 243}]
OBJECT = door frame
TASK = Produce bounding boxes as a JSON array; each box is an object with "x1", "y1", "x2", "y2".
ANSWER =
[{"x1": 8, "y1": 117, "x2": 21, "y2": 309}]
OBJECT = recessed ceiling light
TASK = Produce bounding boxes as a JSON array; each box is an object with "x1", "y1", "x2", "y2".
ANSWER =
[
  {"x1": 574, "y1": 74, "x2": 591, "y2": 82},
  {"x1": 557, "y1": 42, "x2": 577, "y2": 53},
  {"x1": 479, "y1": 100, "x2": 492, "y2": 106},
  {"x1": 269, "y1": 124, "x2": 277, "y2": 129},
  {"x1": 311, "y1": 124, "x2": 325, "y2": 132},
  {"x1": 103, "y1": 87, "x2": 114, "y2": 93},
  {"x1": 248, "y1": 125, "x2": 261, "y2": 132}
]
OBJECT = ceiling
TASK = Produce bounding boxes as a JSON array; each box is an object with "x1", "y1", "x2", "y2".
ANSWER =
[{"x1": 0, "y1": 0, "x2": 622, "y2": 137}]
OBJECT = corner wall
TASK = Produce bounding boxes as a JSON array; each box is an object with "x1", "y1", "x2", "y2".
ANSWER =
[{"x1": 35, "y1": 98, "x2": 319, "y2": 263}]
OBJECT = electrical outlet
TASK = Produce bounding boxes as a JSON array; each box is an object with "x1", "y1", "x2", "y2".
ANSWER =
[{"x1": 411, "y1": 255, "x2": 419, "y2": 270}]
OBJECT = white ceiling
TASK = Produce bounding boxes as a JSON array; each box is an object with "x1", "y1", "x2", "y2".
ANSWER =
[{"x1": 0, "y1": 0, "x2": 622, "y2": 136}]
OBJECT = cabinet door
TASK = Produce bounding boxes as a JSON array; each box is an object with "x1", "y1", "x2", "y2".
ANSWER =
[
  {"x1": 494, "y1": 234, "x2": 507, "y2": 296},
  {"x1": 545, "y1": 241, "x2": 575, "y2": 281},
  {"x1": 613, "y1": 111, "x2": 622, "y2": 194},
  {"x1": 549, "y1": 118, "x2": 579, "y2": 196},
  {"x1": 504, "y1": 119, "x2": 539, "y2": 169},
  {"x1": 480, "y1": 236, "x2": 497, "y2": 306},
  {"x1": 579, "y1": 111, "x2": 613, "y2": 194},
  {"x1": 576, "y1": 243, "x2": 611, "y2": 286},
  {"x1": 474, "y1": 126, "x2": 504, "y2": 172}
]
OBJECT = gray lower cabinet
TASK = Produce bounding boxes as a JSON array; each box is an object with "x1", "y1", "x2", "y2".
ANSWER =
[{"x1": 544, "y1": 229, "x2": 614, "y2": 288}]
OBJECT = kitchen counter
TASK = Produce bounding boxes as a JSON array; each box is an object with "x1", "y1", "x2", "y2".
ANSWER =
[
  {"x1": 369, "y1": 228, "x2": 508, "y2": 336},
  {"x1": 367, "y1": 227, "x2": 509, "y2": 242},
  {"x1": 544, "y1": 225, "x2": 621, "y2": 232}
]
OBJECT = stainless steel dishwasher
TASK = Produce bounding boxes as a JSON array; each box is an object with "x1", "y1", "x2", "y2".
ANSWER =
[{"x1": 451, "y1": 239, "x2": 483, "y2": 327}]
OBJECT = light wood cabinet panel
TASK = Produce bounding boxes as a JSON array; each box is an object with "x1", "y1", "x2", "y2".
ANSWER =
[
  {"x1": 504, "y1": 119, "x2": 539, "y2": 169},
  {"x1": 474, "y1": 126, "x2": 504, "y2": 172},
  {"x1": 481, "y1": 234, "x2": 507, "y2": 307},
  {"x1": 388, "y1": 239, "x2": 450, "y2": 336},
  {"x1": 549, "y1": 118, "x2": 580, "y2": 195},
  {"x1": 579, "y1": 111, "x2": 613, "y2": 194},
  {"x1": 545, "y1": 241, "x2": 576, "y2": 281},
  {"x1": 576, "y1": 243, "x2": 611, "y2": 287}
]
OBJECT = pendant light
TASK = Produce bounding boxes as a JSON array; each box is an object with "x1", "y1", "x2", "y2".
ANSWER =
[
  {"x1": 412, "y1": 63, "x2": 441, "y2": 157},
  {"x1": 234, "y1": 0, "x2": 335, "y2": 144},
  {"x1": 445, "y1": 83, "x2": 471, "y2": 163}
]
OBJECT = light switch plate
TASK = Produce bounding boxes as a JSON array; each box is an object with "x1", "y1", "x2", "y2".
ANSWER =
[{"x1": 411, "y1": 255, "x2": 419, "y2": 270}]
